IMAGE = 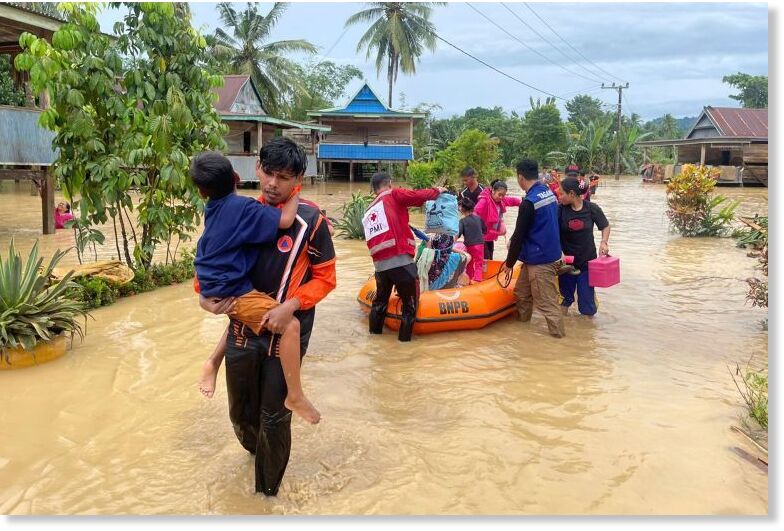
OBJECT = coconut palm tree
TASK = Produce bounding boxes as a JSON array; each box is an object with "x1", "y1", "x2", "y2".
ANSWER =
[
  {"x1": 345, "y1": 2, "x2": 442, "y2": 108},
  {"x1": 210, "y1": 3, "x2": 317, "y2": 115}
]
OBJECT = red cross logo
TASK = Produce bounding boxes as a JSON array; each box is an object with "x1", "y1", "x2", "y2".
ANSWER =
[{"x1": 370, "y1": 212, "x2": 378, "y2": 222}]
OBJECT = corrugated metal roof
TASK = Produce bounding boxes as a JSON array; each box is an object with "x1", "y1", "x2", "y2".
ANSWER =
[
  {"x1": 308, "y1": 83, "x2": 421, "y2": 117},
  {"x1": 318, "y1": 143, "x2": 413, "y2": 161},
  {"x1": 212, "y1": 75, "x2": 252, "y2": 113},
  {"x1": 706, "y1": 106, "x2": 767, "y2": 138}
]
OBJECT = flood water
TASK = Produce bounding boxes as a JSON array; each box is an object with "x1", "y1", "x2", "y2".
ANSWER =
[{"x1": 0, "y1": 177, "x2": 768, "y2": 515}]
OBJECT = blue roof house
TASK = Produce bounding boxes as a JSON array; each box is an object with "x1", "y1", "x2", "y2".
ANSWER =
[{"x1": 307, "y1": 83, "x2": 425, "y2": 181}]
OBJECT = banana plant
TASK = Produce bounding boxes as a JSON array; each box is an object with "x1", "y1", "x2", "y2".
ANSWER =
[{"x1": 0, "y1": 239, "x2": 87, "y2": 363}]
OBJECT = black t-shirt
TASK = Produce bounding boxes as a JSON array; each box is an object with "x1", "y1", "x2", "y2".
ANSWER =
[
  {"x1": 248, "y1": 201, "x2": 336, "y2": 344},
  {"x1": 460, "y1": 184, "x2": 484, "y2": 206},
  {"x1": 458, "y1": 214, "x2": 487, "y2": 246},
  {"x1": 558, "y1": 202, "x2": 609, "y2": 269}
]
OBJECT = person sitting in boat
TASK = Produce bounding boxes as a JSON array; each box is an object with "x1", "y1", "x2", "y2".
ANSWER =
[
  {"x1": 474, "y1": 179, "x2": 523, "y2": 261},
  {"x1": 457, "y1": 197, "x2": 487, "y2": 283},
  {"x1": 416, "y1": 233, "x2": 469, "y2": 291}
]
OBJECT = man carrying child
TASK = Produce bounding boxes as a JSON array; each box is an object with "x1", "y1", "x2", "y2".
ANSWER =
[{"x1": 196, "y1": 138, "x2": 336, "y2": 496}]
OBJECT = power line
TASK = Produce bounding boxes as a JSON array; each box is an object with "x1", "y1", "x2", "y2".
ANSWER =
[
  {"x1": 434, "y1": 32, "x2": 567, "y2": 101},
  {"x1": 522, "y1": 2, "x2": 626, "y2": 84},
  {"x1": 500, "y1": 3, "x2": 608, "y2": 85},
  {"x1": 466, "y1": 2, "x2": 605, "y2": 85}
]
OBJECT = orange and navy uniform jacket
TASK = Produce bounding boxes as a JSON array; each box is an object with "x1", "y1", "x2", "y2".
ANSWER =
[{"x1": 194, "y1": 197, "x2": 337, "y2": 325}]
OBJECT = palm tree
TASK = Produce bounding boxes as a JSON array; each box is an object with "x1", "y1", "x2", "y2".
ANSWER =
[
  {"x1": 211, "y1": 3, "x2": 317, "y2": 116},
  {"x1": 345, "y1": 3, "x2": 442, "y2": 108}
]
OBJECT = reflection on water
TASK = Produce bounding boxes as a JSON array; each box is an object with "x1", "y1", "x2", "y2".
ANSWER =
[{"x1": 0, "y1": 177, "x2": 768, "y2": 514}]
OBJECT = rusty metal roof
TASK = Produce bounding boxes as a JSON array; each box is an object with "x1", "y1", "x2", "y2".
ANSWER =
[
  {"x1": 705, "y1": 106, "x2": 767, "y2": 138},
  {"x1": 211, "y1": 75, "x2": 254, "y2": 113}
]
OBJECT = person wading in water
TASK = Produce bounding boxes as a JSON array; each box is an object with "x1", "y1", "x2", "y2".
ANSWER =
[
  {"x1": 198, "y1": 138, "x2": 336, "y2": 496},
  {"x1": 364, "y1": 172, "x2": 447, "y2": 342}
]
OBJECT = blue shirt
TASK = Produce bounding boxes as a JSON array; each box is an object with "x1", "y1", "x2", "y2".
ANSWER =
[{"x1": 195, "y1": 194, "x2": 282, "y2": 297}]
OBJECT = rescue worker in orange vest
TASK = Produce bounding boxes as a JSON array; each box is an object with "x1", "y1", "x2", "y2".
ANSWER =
[{"x1": 363, "y1": 172, "x2": 447, "y2": 341}]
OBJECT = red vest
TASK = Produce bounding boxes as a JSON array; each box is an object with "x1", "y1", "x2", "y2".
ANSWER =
[{"x1": 363, "y1": 188, "x2": 439, "y2": 263}]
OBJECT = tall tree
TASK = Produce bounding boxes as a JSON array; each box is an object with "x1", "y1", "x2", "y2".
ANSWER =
[
  {"x1": 565, "y1": 94, "x2": 605, "y2": 130},
  {"x1": 722, "y1": 72, "x2": 768, "y2": 108},
  {"x1": 211, "y1": 3, "x2": 317, "y2": 116},
  {"x1": 345, "y1": 2, "x2": 441, "y2": 108},
  {"x1": 522, "y1": 102, "x2": 567, "y2": 165},
  {"x1": 17, "y1": 2, "x2": 226, "y2": 269},
  {"x1": 287, "y1": 61, "x2": 363, "y2": 120}
]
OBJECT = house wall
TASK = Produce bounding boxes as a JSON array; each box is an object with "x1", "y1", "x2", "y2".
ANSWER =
[
  {"x1": 320, "y1": 118, "x2": 412, "y2": 145},
  {"x1": 223, "y1": 121, "x2": 258, "y2": 155}
]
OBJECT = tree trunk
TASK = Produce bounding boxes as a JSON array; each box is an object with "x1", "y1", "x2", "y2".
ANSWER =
[
  {"x1": 387, "y1": 53, "x2": 395, "y2": 108},
  {"x1": 115, "y1": 202, "x2": 134, "y2": 268}
]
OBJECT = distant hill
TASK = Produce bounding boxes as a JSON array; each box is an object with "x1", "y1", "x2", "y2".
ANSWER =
[{"x1": 644, "y1": 115, "x2": 698, "y2": 137}]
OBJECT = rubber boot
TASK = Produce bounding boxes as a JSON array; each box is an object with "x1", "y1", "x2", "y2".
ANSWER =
[
  {"x1": 369, "y1": 302, "x2": 388, "y2": 334},
  {"x1": 398, "y1": 295, "x2": 416, "y2": 342}
]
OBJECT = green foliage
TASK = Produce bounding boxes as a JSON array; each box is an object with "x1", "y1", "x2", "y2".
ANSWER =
[
  {"x1": 666, "y1": 164, "x2": 738, "y2": 237},
  {"x1": 287, "y1": 60, "x2": 363, "y2": 120},
  {"x1": 731, "y1": 362, "x2": 768, "y2": 431},
  {"x1": 0, "y1": 240, "x2": 87, "y2": 362},
  {"x1": 435, "y1": 129, "x2": 502, "y2": 186},
  {"x1": 211, "y1": 3, "x2": 317, "y2": 117},
  {"x1": 406, "y1": 161, "x2": 439, "y2": 189},
  {"x1": 345, "y1": 2, "x2": 441, "y2": 107},
  {"x1": 0, "y1": 54, "x2": 25, "y2": 106},
  {"x1": 335, "y1": 192, "x2": 373, "y2": 240},
  {"x1": 722, "y1": 72, "x2": 768, "y2": 108},
  {"x1": 68, "y1": 249, "x2": 195, "y2": 307},
  {"x1": 565, "y1": 94, "x2": 605, "y2": 130},
  {"x1": 732, "y1": 216, "x2": 768, "y2": 249},
  {"x1": 522, "y1": 102, "x2": 566, "y2": 165},
  {"x1": 16, "y1": 2, "x2": 227, "y2": 271}
]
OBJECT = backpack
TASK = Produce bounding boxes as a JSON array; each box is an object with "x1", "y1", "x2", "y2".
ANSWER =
[{"x1": 424, "y1": 193, "x2": 459, "y2": 236}]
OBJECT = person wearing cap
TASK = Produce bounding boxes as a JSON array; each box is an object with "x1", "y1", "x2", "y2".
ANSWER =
[{"x1": 500, "y1": 159, "x2": 566, "y2": 338}]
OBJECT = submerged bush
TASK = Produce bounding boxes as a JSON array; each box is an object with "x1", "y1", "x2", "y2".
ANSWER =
[
  {"x1": 69, "y1": 249, "x2": 196, "y2": 307},
  {"x1": 1, "y1": 240, "x2": 87, "y2": 362},
  {"x1": 666, "y1": 164, "x2": 738, "y2": 237},
  {"x1": 335, "y1": 192, "x2": 373, "y2": 240}
]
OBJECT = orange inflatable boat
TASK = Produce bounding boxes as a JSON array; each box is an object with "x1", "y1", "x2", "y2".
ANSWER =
[{"x1": 357, "y1": 260, "x2": 521, "y2": 334}]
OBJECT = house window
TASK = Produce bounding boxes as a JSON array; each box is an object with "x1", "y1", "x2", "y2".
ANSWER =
[
  {"x1": 721, "y1": 150, "x2": 731, "y2": 165},
  {"x1": 243, "y1": 131, "x2": 252, "y2": 153}
]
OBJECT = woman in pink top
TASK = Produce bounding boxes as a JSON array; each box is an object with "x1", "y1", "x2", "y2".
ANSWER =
[
  {"x1": 55, "y1": 202, "x2": 74, "y2": 229},
  {"x1": 474, "y1": 179, "x2": 523, "y2": 260}
]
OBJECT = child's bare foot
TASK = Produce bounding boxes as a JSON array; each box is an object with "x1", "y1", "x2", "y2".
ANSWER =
[
  {"x1": 198, "y1": 359, "x2": 219, "y2": 399},
  {"x1": 285, "y1": 394, "x2": 321, "y2": 424}
]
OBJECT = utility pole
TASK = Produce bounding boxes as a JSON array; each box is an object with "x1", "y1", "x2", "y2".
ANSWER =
[{"x1": 602, "y1": 82, "x2": 630, "y2": 180}]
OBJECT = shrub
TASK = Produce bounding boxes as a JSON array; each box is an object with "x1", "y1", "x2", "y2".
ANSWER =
[
  {"x1": 335, "y1": 192, "x2": 373, "y2": 240},
  {"x1": 0, "y1": 240, "x2": 87, "y2": 363},
  {"x1": 406, "y1": 161, "x2": 439, "y2": 189},
  {"x1": 666, "y1": 164, "x2": 738, "y2": 236}
]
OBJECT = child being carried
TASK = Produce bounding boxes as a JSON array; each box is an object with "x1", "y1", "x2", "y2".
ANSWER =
[{"x1": 191, "y1": 152, "x2": 320, "y2": 424}]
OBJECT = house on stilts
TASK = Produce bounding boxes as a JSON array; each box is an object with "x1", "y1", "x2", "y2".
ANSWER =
[{"x1": 307, "y1": 83, "x2": 424, "y2": 181}]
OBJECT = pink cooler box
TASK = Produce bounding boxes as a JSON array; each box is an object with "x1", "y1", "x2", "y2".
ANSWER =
[{"x1": 588, "y1": 255, "x2": 620, "y2": 288}]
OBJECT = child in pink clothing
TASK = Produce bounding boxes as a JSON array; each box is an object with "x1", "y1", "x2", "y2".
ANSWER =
[
  {"x1": 457, "y1": 197, "x2": 487, "y2": 282},
  {"x1": 474, "y1": 179, "x2": 523, "y2": 260}
]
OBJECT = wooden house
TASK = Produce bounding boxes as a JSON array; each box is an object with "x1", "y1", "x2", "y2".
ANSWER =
[
  {"x1": 0, "y1": 2, "x2": 63, "y2": 234},
  {"x1": 307, "y1": 83, "x2": 424, "y2": 181},
  {"x1": 212, "y1": 75, "x2": 330, "y2": 180},
  {"x1": 637, "y1": 106, "x2": 768, "y2": 186}
]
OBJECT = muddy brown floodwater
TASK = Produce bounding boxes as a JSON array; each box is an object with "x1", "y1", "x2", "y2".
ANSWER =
[{"x1": 0, "y1": 177, "x2": 768, "y2": 515}]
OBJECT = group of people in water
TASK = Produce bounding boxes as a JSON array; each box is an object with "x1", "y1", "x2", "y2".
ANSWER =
[
  {"x1": 364, "y1": 161, "x2": 611, "y2": 341},
  {"x1": 185, "y1": 137, "x2": 611, "y2": 496}
]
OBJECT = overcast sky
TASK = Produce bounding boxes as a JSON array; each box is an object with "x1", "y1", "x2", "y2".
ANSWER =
[{"x1": 96, "y1": 1, "x2": 769, "y2": 121}]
